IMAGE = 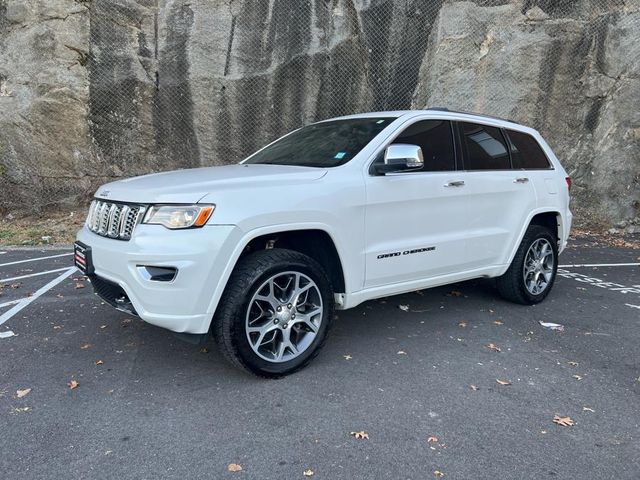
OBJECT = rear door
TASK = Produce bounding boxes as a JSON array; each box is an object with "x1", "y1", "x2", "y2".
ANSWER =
[
  {"x1": 456, "y1": 121, "x2": 537, "y2": 268},
  {"x1": 364, "y1": 119, "x2": 469, "y2": 288}
]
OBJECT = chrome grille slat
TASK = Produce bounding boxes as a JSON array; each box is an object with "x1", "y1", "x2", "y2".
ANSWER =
[{"x1": 86, "y1": 200, "x2": 144, "y2": 241}]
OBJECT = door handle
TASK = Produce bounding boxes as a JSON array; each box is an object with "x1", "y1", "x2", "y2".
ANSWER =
[
  {"x1": 444, "y1": 180, "x2": 465, "y2": 187},
  {"x1": 514, "y1": 177, "x2": 529, "y2": 183}
]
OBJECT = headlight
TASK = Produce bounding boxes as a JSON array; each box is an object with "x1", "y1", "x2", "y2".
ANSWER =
[{"x1": 142, "y1": 205, "x2": 215, "y2": 229}]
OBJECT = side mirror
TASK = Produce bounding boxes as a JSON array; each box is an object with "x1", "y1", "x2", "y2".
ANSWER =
[{"x1": 375, "y1": 144, "x2": 424, "y2": 175}]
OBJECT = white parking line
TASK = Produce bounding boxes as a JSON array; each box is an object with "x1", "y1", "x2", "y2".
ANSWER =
[
  {"x1": 0, "y1": 267, "x2": 76, "y2": 328},
  {"x1": 0, "y1": 267, "x2": 75, "y2": 284},
  {"x1": 0, "y1": 299, "x2": 21, "y2": 309},
  {"x1": 0, "y1": 252, "x2": 72, "y2": 268},
  {"x1": 559, "y1": 262, "x2": 640, "y2": 268}
]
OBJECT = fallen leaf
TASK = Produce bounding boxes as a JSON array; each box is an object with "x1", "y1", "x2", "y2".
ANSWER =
[
  {"x1": 227, "y1": 463, "x2": 242, "y2": 472},
  {"x1": 568, "y1": 361, "x2": 579, "y2": 367},
  {"x1": 68, "y1": 380, "x2": 79, "y2": 390},
  {"x1": 434, "y1": 471, "x2": 445, "y2": 478},
  {"x1": 303, "y1": 469, "x2": 314, "y2": 477},
  {"x1": 582, "y1": 407, "x2": 595, "y2": 413},
  {"x1": 397, "y1": 350, "x2": 407, "y2": 355},
  {"x1": 350, "y1": 431, "x2": 369, "y2": 440},
  {"x1": 399, "y1": 305, "x2": 409, "y2": 312},
  {"x1": 199, "y1": 347, "x2": 210, "y2": 354},
  {"x1": 458, "y1": 321, "x2": 468, "y2": 328},
  {"x1": 10, "y1": 283, "x2": 21, "y2": 289},
  {"x1": 95, "y1": 360, "x2": 104, "y2": 365},
  {"x1": 572, "y1": 374, "x2": 583, "y2": 381},
  {"x1": 343, "y1": 355, "x2": 352, "y2": 360},
  {"x1": 16, "y1": 388, "x2": 31, "y2": 398},
  {"x1": 496, "y1": 379, "x2": 511, "y2": 386},
  {"x1": 100, "y1": 325, "x2": 107, "y2": 329},
  {"x1": 75, "y1": 283, "x2": 85, "y2": 289},
  {"x1": 485, "y1": 343, "x2": 501, "y2": 352},
  {"x1": 427, "y1": 436, "x2": 438, "y2": 443},
  {"x1": 470, "y1": 384, "x2": 479, "y2": 391},
  {"x1": 449, "y1": 290, "x2": 463, "y2": 297},
  {"x1": 493, "y1": 320, "x2": 504, "y2": 325},
  {"x1": 81, "y1": 344, "x2": 91, "y2": 349},
  {"x1": 553, "y1": 415, "x2": 574, "y2": 427}
]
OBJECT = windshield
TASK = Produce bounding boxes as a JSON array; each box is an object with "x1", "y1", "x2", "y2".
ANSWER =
[{"x1": 244, "y1": 117, "x2": 395, "y2": 167}]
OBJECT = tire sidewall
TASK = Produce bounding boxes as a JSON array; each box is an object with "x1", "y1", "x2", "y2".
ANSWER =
[{"x1": 230, "y1": 255, "x2": 334, "y2": 376}]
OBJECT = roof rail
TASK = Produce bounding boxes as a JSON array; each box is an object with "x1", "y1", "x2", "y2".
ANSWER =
[{"x1": 426, "y1": 107, "x2": 520, "y2": 125}]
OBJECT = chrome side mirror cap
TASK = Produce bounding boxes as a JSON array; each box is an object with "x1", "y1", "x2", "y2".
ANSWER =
[{"x1": 379, "y1": 144, "x2": 424, "y2": 174}]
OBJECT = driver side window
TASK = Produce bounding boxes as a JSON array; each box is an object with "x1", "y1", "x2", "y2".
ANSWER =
[{"x1": 373, "y1": 120, "x2": 456, "y2": 172}]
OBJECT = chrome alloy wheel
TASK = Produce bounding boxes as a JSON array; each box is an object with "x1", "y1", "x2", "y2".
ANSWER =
[
  {"x1": 523, "y1": 238, "x2": 555, "y2": 295},
  {"x1": 245, "y1": 271, "x2": 323, "y2": 363}
]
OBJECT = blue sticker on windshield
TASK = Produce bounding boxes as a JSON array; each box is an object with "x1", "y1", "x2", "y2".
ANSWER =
[{"x1": 334, "y1": 152, "x2": 346, "y2": 159}]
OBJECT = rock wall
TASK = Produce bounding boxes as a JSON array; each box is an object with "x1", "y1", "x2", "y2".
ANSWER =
[{"x1": 0, "y1": 0, "x2": 638, "y2": 228}]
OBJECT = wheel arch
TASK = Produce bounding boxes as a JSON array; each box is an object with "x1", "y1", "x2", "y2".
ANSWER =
[
  {"x1": 503, "y1": 209, "x2": 565, "y2": 271},
  {"x1": 205, "y1": 224, "x2": 348, "y2": 323}
]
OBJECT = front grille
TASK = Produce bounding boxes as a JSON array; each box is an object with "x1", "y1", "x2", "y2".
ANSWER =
[
  {"x1": 86, "y1": 200, "x2": 146, "y2": 240},
  {"x1": 90, "y1": 275, "x2": 138, "y2": 316}
]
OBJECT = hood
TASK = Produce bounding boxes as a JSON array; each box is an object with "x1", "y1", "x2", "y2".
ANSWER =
[{"x1": 93, "y1": 164, "x2": 328, "y2": 204}]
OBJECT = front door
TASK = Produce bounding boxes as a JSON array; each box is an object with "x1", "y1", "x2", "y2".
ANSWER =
[{"x1": 364, "y1": 119, "x2": 469, "y2": 288}]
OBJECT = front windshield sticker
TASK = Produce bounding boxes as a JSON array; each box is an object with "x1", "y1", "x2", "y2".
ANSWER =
[
  {"x1": 334, "y1": 152, "x2": 346, "y2": 160},
  {"x1": 376, "y1": 119, "x2": 386, "y2": 124}
]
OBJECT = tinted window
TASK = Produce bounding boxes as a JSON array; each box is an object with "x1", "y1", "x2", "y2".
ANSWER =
[
  {"x1": 507, "y1": 130, "x2": 551, "y2": 169},
  {"x1": 460, "y1": 122, "x2": 511, "y2": 170},
  {"x1": 244, "y1": 118, "x2": 394, "y2": 168},
  {"x1": 386, "y1": 120, "x2": 456, "y2": 172}
]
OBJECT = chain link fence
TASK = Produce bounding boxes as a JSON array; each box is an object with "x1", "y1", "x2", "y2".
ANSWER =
[{"x1": 0, "y1": 0, "x2": 638, "y2": 225}]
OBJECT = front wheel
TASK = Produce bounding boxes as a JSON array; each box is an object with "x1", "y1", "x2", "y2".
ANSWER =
[
  {"x1": 496, "y1": 225, "x2": 558, "y2": 305},
  {"x1": 213, "y1": 249, "x2": 334, "y2": 377}
]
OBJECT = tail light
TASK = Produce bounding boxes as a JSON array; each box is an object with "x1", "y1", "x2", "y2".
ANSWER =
[{"x1": 565, "y1": 177, "x2": 572, "y2": 191}]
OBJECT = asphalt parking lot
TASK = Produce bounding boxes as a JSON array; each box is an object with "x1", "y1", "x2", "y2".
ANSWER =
[{"x1": 1, "y1": 237, "x2": 639, "y2": 480}]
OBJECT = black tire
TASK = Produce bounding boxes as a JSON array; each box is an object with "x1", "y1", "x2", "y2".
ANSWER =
[
  {"x1": 496, "y1": 224, "x2": 558, "y2": 305},
  {"x1": 212, "y1": 248, "x2": 334, "y2": 378}
]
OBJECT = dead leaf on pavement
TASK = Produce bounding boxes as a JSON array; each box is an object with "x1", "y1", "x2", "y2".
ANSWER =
[
  {"x1": 470, "y1": 384, "x2": 479, "y2": 391},
  {"x1": 496, "y1": 379, "x2": 511, "y2": 386},
  {"x1": 303, "y1": 469, "x2": 314, "y2": 477},
  {"x1": 95, "y1": 360, "x2": 104, "y2": 365},
  {"x1": 81, "y1": 344, "x2": 91, "y2": 349},
  {"x1": 458, "y1": 321, "x2": 468, "y2": 328},
  {"x1": 16, "y1": 388, "x2": 31, "y2": 398},
  {"x1": 448, "y1": 290, "x2": 463, "y2": 297},
  {"x1": 100, "y1": 325, "x2": 107, "y2": 329},
  {"x1": 199, "y1": 347, "x2": 210, "y2": 354},
  {"x1": 399, "y1": 305, "x2": 409, "y2": 312},
  {"x1": 485, "y1": 343, "x2": 501, "y2": 352},
  {"x1": 227, "y1": 463, "x2": 242, "y2": 472},
  {"x1": 10, "y1": 283, "x2": 21, "y2": 289},
  {"x1": 493, "y1": 320, "x2": 504, "y2": 325},
  {"x1": 583, "y1": 407, "x2": 595, "y2": 413},
  {"x1": 68, "y1": 380, "x2": 79, "y2": 390},
  {"x1": 553, "y1": 415, "x2": 574, "y2": 427},
  {"x1": 427, "y1": 436, "x2": 438, "y2": 443},
  {"x1": 397, "y1": 350, "x2": 407, "y2": 355},
  {"x1": 572, "y1": 374, "x2": 583, "y2": 380},
  {"x1": 75, "y1": 283, "x2": 85, "y2": 289},
  {"x1": 343, "y1": 355, "x2": 352, "y2": 360},
  {"x1": 568, "y1": 361, "x2": 579, "y2": 367},
  {"x1": 350, "y1": 431, "x2": 369, "y2": 440},
  {"x1": 434, "y1": 471, "x2": 445, "y2": 478}
]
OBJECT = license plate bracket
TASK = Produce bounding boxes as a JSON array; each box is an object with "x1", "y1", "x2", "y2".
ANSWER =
[{"x1": 74, "y1": 241, "x2": 94, "y2": 275}]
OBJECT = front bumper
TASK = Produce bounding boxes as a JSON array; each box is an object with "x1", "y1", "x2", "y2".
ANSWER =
[{"x1": 76, "y1": 223, "x2": 239, "y2": 334}]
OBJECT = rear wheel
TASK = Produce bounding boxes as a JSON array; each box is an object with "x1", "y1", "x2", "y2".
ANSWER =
[
  {"x1": 213, "y1": 249, "x2": 334, "y2": 377},
  {"x1": 496, "y1": 225, "x2": 558, "y2": 305}
]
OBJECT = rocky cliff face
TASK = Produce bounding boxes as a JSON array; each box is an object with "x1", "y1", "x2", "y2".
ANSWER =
[{"x1": 0, "y1": 0, "x2": 638, "y2": 229}]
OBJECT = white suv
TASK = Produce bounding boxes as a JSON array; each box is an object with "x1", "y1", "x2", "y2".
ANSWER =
[{"x1": 75, "y1": 109, "x2": 572, "y2": 376}]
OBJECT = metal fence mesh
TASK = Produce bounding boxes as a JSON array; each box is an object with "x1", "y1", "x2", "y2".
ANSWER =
[{"x1": 0, "y1": 0, "x2": 638, "y2": 226}]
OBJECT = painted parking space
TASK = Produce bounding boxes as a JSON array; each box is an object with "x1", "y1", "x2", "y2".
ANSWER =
[{"x1": 1, "y1": 240, "x2": 639, "y2": 479}]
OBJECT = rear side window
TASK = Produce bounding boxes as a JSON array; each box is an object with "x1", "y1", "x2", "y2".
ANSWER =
[
  {"x1": 459, "y1": 122, "x2": 510, "y2": 170},
  {"x1": 507, "y1": 130, "x2": 552, "y2": 169},
  {"x1": 391, "y1": 120, "x2": 456, "y2": 171}
]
